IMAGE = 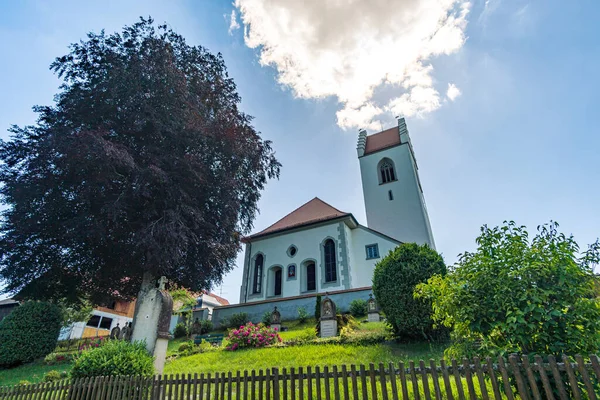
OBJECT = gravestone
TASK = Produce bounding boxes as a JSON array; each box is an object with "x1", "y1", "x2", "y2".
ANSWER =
[
  {"x1": 130, "y1": 275, "x2": 173, "y2": 374},
  {"x1": 271, "y1": 306, "x2": 281, "y2": 332},
  {"x1": 110, "y1": 323, "x2": 121, "y2": 340},
  {"x1": 319, "y1": 296, "x2": 337, "y2": 338},
  {"x1": 367, "y1": 293, "x2": 380, "y2": 322}
]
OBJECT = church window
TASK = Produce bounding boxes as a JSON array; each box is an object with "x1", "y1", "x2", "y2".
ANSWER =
[
  {"x1": 287, "y1": 245, "x2": 298, "y2": 257},
  {"x1": 324, "y1": 239, "x2": 337, "y2": 282},
  {"x1": 365, "y1": 244, "x2": 380, "y2": 259},
  {"x1": 379, "y1": 159, "x2": 397, "y2": 184},
  {"x1": 306, "y1": 262, "x2": 316, "y2": 291},
  {"x1": 99, "y1": 317, "x2": 113, "y2": 330},
  {"x1": 388, "y1": 190, "x2": 393, "y2": 201},
  {"x1": 274, "y1": 268, "x2": 282, "y2": 296},
  {"x1": 86, "y1": 315, "x2": 101, "y2": 328},
  {"x1": 253, "y1": 254, "x2": 263, "y2": 294}
]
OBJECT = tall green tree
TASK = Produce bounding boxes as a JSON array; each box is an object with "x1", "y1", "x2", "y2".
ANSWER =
[
  {"x1": 416, "y1": 221, "x2": 600, "y2": 358},
  {"x1": 0, "y1": 18, "x2": 280, "y2": 304}
]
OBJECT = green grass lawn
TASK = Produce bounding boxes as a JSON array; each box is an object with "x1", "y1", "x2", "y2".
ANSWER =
[
  {"x1": 0, "y1": 361, "x2": 72, "y2": 387},
  {"x1": 0, "y1": 319, "x2": 447, "y2": 387}
]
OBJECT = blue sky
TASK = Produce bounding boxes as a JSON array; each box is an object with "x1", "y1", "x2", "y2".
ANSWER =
[{"x1": 0, "y1": 1, "x2": 599, "y2": 303}]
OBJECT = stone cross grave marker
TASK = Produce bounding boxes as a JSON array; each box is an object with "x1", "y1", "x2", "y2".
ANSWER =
[
  {"x1": 320, "y1": 295, "x2": 337, "y2": 338},
  {"x1": 367, "y1": 293, "x2": 380, "y2": 322},
  {"x1": 271, "y1": 306, "x2": 281, "y2": 332}
]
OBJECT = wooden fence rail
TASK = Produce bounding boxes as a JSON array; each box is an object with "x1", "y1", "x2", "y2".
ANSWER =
[{"x1": 1, "y1": 354, "x2": 599, "y2": 400}]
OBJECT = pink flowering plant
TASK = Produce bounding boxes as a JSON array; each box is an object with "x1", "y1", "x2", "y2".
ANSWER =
[{"x1": 226, "y1": 322, "x2": 282, "y2": 351}]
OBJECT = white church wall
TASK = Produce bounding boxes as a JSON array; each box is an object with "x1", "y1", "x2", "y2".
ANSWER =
[
  {"x1": 242, "y1": 222, "x2": 348, "y2": 303},
  {"x1": 359, "y1": 143, "x2": 435, "y2": 248},
  {"x1": 348, "y1": 227, "x2": 400, "y2": 287}
]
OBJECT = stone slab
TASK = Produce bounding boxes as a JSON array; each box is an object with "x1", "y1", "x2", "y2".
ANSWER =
[
  {"x1": 368, "y1": 312, "x2": 380, "y2": 323},
  {"x1": 320, "y1": 319, "x2": 337, "y2": 338}
]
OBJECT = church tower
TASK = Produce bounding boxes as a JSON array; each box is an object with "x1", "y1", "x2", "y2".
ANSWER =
[{"x1": 357, "y1": 118, "x2": 435, "y2": 248}]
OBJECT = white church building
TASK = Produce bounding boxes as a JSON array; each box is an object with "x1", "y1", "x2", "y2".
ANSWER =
[{"x1": 211, "y1": 118, "x2": 435, "y2": 326}]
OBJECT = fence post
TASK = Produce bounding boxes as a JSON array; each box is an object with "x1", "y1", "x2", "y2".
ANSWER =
[
  {"x1": 272, "y1": 368, "x2": 280, "y2": 400},
  {"x1": 484, "y1": 357, "x2": 502, "y2": 400},
  {"x1": 350, "y1": 365, "x2": 359, "y2": 400},
  {"x1": 387, "y1": 363, "x2": 399, "y2": 400},
  {"x1": 408, "y1": 361, "x2": 420, "y2": 400},
  {"x1": 562, "y1": 355, "x2": 582, "y2": 400},
  {"x1": 575, "y1": 355, "x2": 597, "y2": 400},
  {"x1": 461, "y1": 358, "x2": 477, "y2": 400},
  {"x1": 428, "y1": 359, "x2": 442, "y2": 400},
  {"x1": 533, "y1": 355, "x2": 555, "y2": 400},
  {"x1": 508, "y1": 355, "x2": 530, "y2": 400},
  {"x1": 473, "y1": 357, "x2": 489, "y2": 400}
]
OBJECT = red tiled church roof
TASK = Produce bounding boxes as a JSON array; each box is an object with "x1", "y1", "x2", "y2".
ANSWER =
[
  {"x1": 243, "y1": 197, "x2": 351, "y2": 242},
  {"x1": 364, "y1": 127, "x2": 400, "y2": 155}
]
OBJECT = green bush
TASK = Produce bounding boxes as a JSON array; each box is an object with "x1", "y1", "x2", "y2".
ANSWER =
[
  {"x1": 173, "y1": 323, "x2": 188, "y2": 339},
  {"x1": 178, "y1": 342, "x2": 192, "y2": 353},
  {"x1": 0, "y1": 301, "x2": 62, "y2": 367},
  {"x1": 372, "y1": 243, "x2": 446, "y2": 340},
  {"x1": 71, "y1": 340, "x2": 154, "y2": 379},
  {"x1": 262, "y1": 311, "x2": 272, "y2": 326},
  {"x1": 44, "y1": 352, "x2": 73, "y2": 365},
  {"x1": 297, "y1": 307, "x2": 309, "y2": 323},
  {"x1": 43, "y1": 370, "x2": 62, "y2": 382},
  {"x1": 349, "y1": 299, "x2": 368, "y2": 317},
  {"x1": 200, "y1": 320, "x2": 213, "y2": 334},
  {"x1": 416, "y1": 221, "x2": 600, "y2": 358},
  {"x1": 228, "y1": 312, "x2": 249, "y2": 328}
]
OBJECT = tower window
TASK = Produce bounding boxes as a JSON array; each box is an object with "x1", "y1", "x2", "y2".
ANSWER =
[
  {"x1": 366, "y1": 244, "x2": 380, "y2": 259},
  {"x1": 253, "y1": 254, "x2": 263, "y2": 294},
  {"x1": 379, "y1": 159, "x2": 397, "y2": 184},
  {"x1": 388, "y1": 190, "x2": 393, "y2": 201},
  {"x1": 324, "y1": 239, "x2": 337, "y2": 282}
]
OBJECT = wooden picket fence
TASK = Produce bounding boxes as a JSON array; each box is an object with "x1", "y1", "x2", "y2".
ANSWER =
[{"x1": 1, "y1": 354, "x2": 600, "y2": 400}]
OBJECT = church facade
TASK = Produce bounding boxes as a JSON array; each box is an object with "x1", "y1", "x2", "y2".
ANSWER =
[{"x1": 212, "y1": 118, "x2": 435, "y2": 325}]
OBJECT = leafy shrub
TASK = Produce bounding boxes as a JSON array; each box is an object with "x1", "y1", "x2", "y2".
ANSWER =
[
  {"x1": 315, "y1": 295, "x2": 322, "y2": 320},
  {"x1": 262, "y1": 311, "x2": 272, "y2": 326},
  {"x1": 339, "y1": 327, "x2": 391, "y2": 345},
  {"x1": 336, "y1": 314, "x2": 358, "y2": 332},
  {"x1": 78, "y1": 337, "x2": 106, "y2": 352},
  {"x1": 297, "y1": 307, "x2": 309, "y2": 323},
  {"x1": 173, "y1": 323, "x2": 188, "y2": 339},
  {"x1": 416, "y1": 221, "x2": 600, "y2": 358},
  {"x1": 226, "y1": 322, "x2": 281, "y2": 351},
  {"x1": 71, "y1": 340, "x2": 154, "y2": 379},
  {"x1": 372, "y1": 243, "x2": 446, "y2": 340},
  {"x1": 18, "y1": 380, "x2": 31, "y2": 386},
  {"x1": 178, "y1": 342, "x2": 192, "y2": 353},
  {"x1": 43, "y1": 370, "x2": 62, "y2": 382},
  {"x1": 0, "y1": 301, "x2": 62, "y2": 367},
  {"x1": 349, "y1": 299, "x2": 368, "y2": 317},
  {"x1": 200, "y1": 320, "x2": 213, "y2": 334},
  {"x1": 44, "y1": 352, "x2": 73, "y2": 365},
  {"x1": 228, "y1": 313, "x2": 249, "y2": 329}
]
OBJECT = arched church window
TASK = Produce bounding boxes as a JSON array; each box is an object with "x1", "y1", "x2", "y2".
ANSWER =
[
  {"x1": 380, "y1": 159, "x2": 396, "y2": 184},
  {"x1": 324, "y1": 239, "x2": 337, "y2": 282},
  {"x1": 253, "y1": 254, "x2": 263, "y2": 294}
]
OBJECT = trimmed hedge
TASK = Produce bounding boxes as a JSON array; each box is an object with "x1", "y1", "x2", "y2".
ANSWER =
[
  {"x1": 0, "y1": 301, "x2": 62, "y2": 367},
  {"x1": 71, "y1": 340, "x2": 154, "y2": 379},
  {"x1": 372, "y1": 243, "x2": 446, "y2": 340}
]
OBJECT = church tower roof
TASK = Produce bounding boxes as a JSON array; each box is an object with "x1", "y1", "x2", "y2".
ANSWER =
[{"x1": 242, "y1": 197, "x2": 352, "y2": 242}]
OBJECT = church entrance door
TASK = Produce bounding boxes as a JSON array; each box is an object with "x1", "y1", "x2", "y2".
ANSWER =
[{"x1": 274, "y1": 269, "x2": 282, "y2": 296}]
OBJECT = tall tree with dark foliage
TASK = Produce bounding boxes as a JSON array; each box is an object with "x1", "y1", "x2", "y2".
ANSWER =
[{"x1": 0, "y1": 18, "x2": 280, "y2": 304}]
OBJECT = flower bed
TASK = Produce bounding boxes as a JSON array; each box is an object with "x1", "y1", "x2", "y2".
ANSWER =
[{"x1": 226, "y1": 322, "x2": 281, "y2": 351}]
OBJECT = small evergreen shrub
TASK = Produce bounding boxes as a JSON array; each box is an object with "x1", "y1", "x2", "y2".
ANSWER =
[
  {"x1": 178, "y1": 342, "x2": 192, "y2": 353},
  {"x1": 228, "y1": 312, "x2": 249, "y2": 328},
  {"x1": 226, "y1": 322, "x2": 281, "y2": 351},
  {"x1": 297, "y1": 307, "x2": 308, "y2": 323},
  {"x1": 0, "y1": 301, "x2": 62, "y2": 367},
  {"x1": 200, "y1": 320, "x2": 213, "y2": 334},
  {"x1": 315, "y1": 295, "x2": 322, "y2": 320},
  {"x1": 262, "y1": 311, "x2": 272, "y2": 326},
  {"x1": 349, "y1": 299, "x2": 368, "y2": 317},
  {"x1": 71, "y1": 340, "x2": 154, "y2": 379},
  {"x1": 43, "y1": 370, "x2": 62, "y2": 382},
  {"x1": 44, "y1": 352, "x2": 73, "y2": 365},
  {"x1": 173, "y1": 323, "x2": 188, "y2": 339}
]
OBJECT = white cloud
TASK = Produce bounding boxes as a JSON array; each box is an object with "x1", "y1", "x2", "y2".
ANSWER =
[
  {"x1": 446, "y1": 83, "x2": 462, "y2": 101},
  {"x1": 235, "y1": 0, "x2": 471, "y2": 130},
  {"x1": 228, "y1": 10, "x2": 240, "y2": 35}
]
